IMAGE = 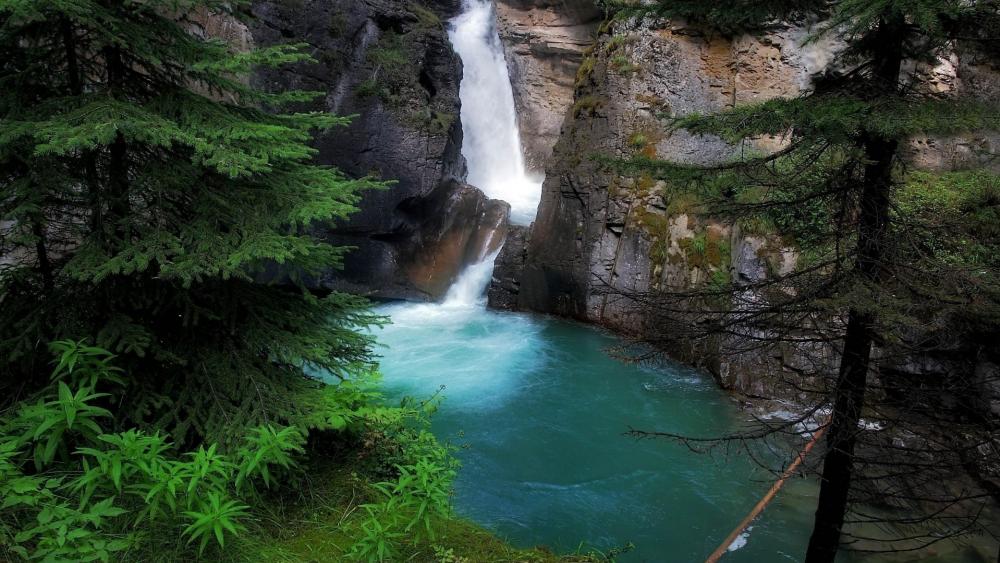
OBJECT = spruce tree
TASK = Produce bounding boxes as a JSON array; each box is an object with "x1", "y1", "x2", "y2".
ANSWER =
[
  {"x1": 607, "y1": 0, "x2": 1000, "y2": 560},
  {"x1": 0, "y1": 1, "x2": 382, "y2": 444}
]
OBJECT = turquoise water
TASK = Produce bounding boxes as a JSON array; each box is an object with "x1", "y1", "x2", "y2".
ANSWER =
[{"x1": 374, "y1": 302, "x2": 821, "y2": 562}]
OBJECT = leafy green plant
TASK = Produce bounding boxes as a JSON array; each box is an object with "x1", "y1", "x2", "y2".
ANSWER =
[
  {"x1": 181, "y1": 492, "x2": 250, "y2": 555},
  {"x1": 12, "y1": 382, "x2": 112, "y2": 471},
  {"x1": 0, "y1": 343, "x2": 377, "y2": 560},
  {"x1": 12, "y1": 498, "x2": 130, "y2": 563},
  {"x1": 346, "y1": 395, "x2": 458, "y2": 561},
  {"x1": 350, "y1": 504, "x2": 405, "y2": 562},
  {"x1": 236, "y1": 424, "x2": 306, "y2": 493},
  {"x1": 72, "y1": 430, "x2": 173, "y2": 505},
  {"x1": 377, "y1": 454, "x2": 455, "y2": 542},
  {"x1": 49, "y1": 340, "x2": 125, "y2": 391}
]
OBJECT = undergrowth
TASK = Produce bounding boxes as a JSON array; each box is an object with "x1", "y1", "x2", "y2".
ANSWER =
[{"x1": 0, "y1": 342, "x2": 618, "y2": 562}]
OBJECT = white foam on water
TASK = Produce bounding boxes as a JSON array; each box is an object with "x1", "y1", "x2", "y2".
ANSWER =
[
  {"x1": 727, "y1": 526, "x2": 754, "y2": 552},
  {"x1": 449, "y1": 0, "x2": 542, "y2": 225},
  {"x1": 375, "y1": 297, "x2": 545, "y2": 408}
]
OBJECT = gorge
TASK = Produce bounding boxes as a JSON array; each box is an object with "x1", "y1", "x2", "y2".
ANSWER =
[
  {"x1": 369, "y1": 0, "x2": 997, "y2": 561},
  {"x1": 243, "y1": 0, "x2": 1000, "y2": 558},
  {"x1": 2, "y1": 0, "x2": 996, "y2": 561},
  {"x1": 375, "y1": 1, "x2": 818, "y2": 559}
]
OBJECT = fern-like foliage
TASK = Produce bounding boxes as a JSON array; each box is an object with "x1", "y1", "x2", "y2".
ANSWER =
[
  {"x1": 0, "y1": 1, "x2": 384, "y2": 443},
  {"x1": 1, "y1": 342, "x2": 402, "y2": 561}
]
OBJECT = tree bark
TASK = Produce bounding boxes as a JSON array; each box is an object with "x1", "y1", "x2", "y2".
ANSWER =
[
  {"x1": 804, "y1": 13, "x2": 903, "y2": 563},
  {"x1": 62, "y1": 19, "x2": 104, "y2": 240},
  {"x1": 31, "y1": 216, "x2": 54, "y2": 294},
  {"x1": 103, "y1": 46, "x2": 130, "y2": 249}
]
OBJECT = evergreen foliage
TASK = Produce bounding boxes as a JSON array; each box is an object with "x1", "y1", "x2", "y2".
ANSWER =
[{"x1": 0, "y1": 0, "x2": 384, "y2": 444}]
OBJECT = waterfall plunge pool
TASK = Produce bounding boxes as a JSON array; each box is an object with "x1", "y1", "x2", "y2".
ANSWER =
[
  {"x1": 374, "y1": 298, "x2": 820, "y2": 562},
  {"x1": 368, "y1": 2, "x2": 819, "y2": 559}
]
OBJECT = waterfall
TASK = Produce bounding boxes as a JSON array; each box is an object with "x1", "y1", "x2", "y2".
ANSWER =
[
  {"x1": 442, "y1": 250, "x2": 501, "y2": 307},
  {"x1": 400, "y1": 0, "x2": 541, "y2": 307},
  {"x1": 449, "y1": 0, "x2": 542, "y2": 227}
]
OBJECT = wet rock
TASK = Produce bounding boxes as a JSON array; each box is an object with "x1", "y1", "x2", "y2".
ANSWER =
[
  {"x1": 249, "y1": 0, "x2": 505, "y2": 300},
  {"x1": 398, "y1": 180, "x2": 510, "y2": 299},
  {"x1": 488, "y1": 224, "x2": 529, "y2": 310}
]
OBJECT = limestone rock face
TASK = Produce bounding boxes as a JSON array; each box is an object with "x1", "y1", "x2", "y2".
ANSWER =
[
  {"x1": 249, "y1": 0, "x2": 507, "y2": 300},
  {"x1": 903, "y1": 43, "x2": 1000, "y2": 172},
  {"x1": 510, "y1": 17, "x2": 845, "y2": 393},
  {"x1": 519, "y1": 18, "x2": 826, "y2": 325},
  {"x1": 508, "y1": 13, "x2": 999, "y2": 398},
  {"x1": 494, "y1": 0, "x2": 601, "y2": 173}
]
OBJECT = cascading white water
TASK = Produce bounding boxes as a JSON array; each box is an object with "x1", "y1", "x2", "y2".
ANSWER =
[
  {"x1": 449, "y1": 0, "x2": 542, "y2": 227},
  {"x1": 377, "y1": 0, "x2": 534, "y2": 318},
  {"x1": 393, "y1": 0, "x2": 543, "y2": 309},
  {"x1": 373, "y1": 0, "x2": 546, "y2": 404},
  {"x1": 442, "y1": 250, "x2": 501, "y2": 307}
]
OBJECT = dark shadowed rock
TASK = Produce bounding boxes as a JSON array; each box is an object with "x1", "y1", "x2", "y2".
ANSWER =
[
  {"x1": 487, "y1": 224, "x2": 529, "y2": 310},
  {"x1": 249, "y1": 0, "x2": 508, "y2": 300}
]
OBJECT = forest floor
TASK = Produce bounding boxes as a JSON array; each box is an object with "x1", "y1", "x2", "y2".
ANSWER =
[{"x1": 225, "y1": 459, "x2": 602, "y2": 563}]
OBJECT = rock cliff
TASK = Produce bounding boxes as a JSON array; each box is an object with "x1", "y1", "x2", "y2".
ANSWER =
[
  {"x1": 499, "y1": 13, "x2": 999, "y2": 401},
  {"x1": 516, "y1": 16, "x2": 831, "y2": 326},
  {"x1": 250, "y1": 0, "x2": 509, "y2": 300},
  {"x1": 494, "y1": 0, "x2": 601, "y2": 173}
]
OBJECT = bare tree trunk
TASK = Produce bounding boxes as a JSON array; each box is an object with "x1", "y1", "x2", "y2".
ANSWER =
[
  {"x1": 804, "y1": 13, "x2": 903, "y2": 562},
  {"x1": 103, "y1": 46, "x2": 130, "y2": 250},
  {"x1": 805, "y1": 311, "x2": 874, "y2": 562},
  {"x1": 62, "y1": 19, "x2": 104, "y2": 240}
]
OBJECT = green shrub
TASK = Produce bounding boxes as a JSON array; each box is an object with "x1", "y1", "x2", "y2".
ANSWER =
[
  {"x1": 573, "y1": 96, "x2": 605, "y2": 117},
  {"x1": 576, "y1": 56, "x2": 596, "y2": 86},
  {"x1": 609, "y1": 54, "x2": 639, "y2": 75},
  {"x1": 0, "y1": 341, "x2": 392, "y2": 561}
]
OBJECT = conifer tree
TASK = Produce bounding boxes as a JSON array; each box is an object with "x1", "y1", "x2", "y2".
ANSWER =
[
  {"x1": 606, "y1": 0, "x2": 1000, "y2": 560},
  {"x1": 0, "y1": 1, "x2": 382, "y2": 444}
]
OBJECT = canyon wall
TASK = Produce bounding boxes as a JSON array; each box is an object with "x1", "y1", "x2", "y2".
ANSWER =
[
  {"x1": 249, "y1": 0, "x2": 508, "y2": 300},
  {"x1": 492, "y1": 13, "x2": 1000, "y2": 405},
  {"x1": 508, "y1": 17, "x2": 834, "y2": 396},
  {"x1": 494, "y1": 0, "x2": 602, "y2": 174}
]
